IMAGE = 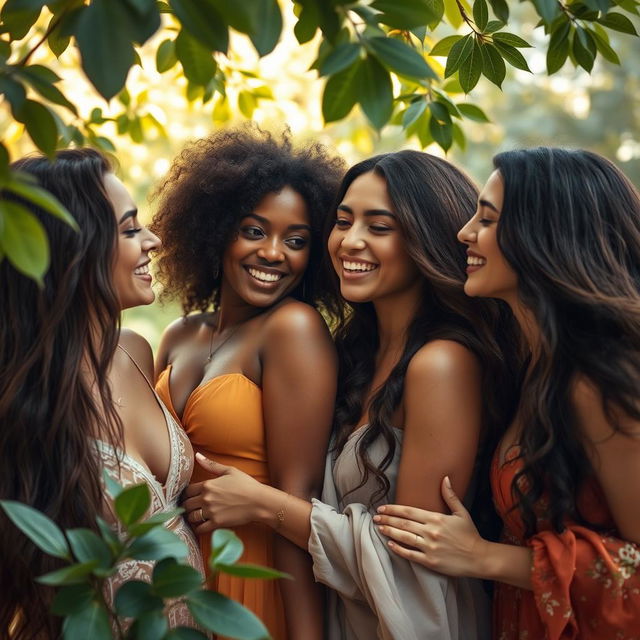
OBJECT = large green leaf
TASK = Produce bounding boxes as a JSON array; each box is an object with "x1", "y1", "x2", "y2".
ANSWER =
[
  {"x1": 51, "y1": 584, "x2": 96, "y2": 616},
  {"x1": 152, "y1": 557, "x2": 203, "y2": 597},
  {"x1": 14, "y1": 66, "x2": 77, "y2": 115},
  {"x1": 156, "y1": 39, "x2": 178, "y2": 72},
  {"x1": 322, "y1": 61, "x2": 360, "y2": 123},
  {"x1": 38, "y1": 561, "x2": 99, "y2": 586},
  {"x1": 171, "y1": 0, "x2": 229, "y2": 52},
  {"x1": 458, "y1": 102, "x2": 490, "y2": 122},
  {"x1": 492, "y1": 32, "x2": 532, "y2": 48},
  {"x1": 128, "y1": 508, "x2": 184, "y2": 536},
  {"x1": 546, "y1": 21, "x2": 571, "y2": 74},
  {"x1": 479, "y1": 43, "x2": 506, "y2": 88},
  {"x1": 590, "y1": 26, "x2": 621, "y2": 64},
  {"x1": 444, "y1": 34, "x2": 474, "y2": 77},
  {"x1": 370, "y1": 0, "x2": 441, "y2": 29},
  {"x1": 114, "y1": 580, "x2": 164, "y2": 617},
  {"x1": 0, "y1": 0, "x2": 44, "y2": 39},
  {"x1": 15, "y1": 99, "x2": 58, "y2": 156},
  {"x1": 319, "y1": 42, "x2": 362, "y2": 76},
  {"x1": 473, "y1": 0, "x2": 489, "y2": 31},
  {"x1": 366, "y1": 37, "x2": 436, "y2": 79},
  {"x1": 129, "y1": 610, "x2": 169, "y2": 640},
  {"x1": 175, "y1": 29, "x2": 218, "y2": 86},
  {"x1": 114, "y1": 483, "x2": 151, "y2": 526},
  {"x1": 211, "y1": 529, "x2": 244, "y2": 567},
  {"x1": 458, "y1": 40, "x2": 482, "y2": 93},
  {"x1": 76, "y1": 0, "x2": 136, "y2": 100},
  {"x1": 248, "y1": 0, "x2": 283, "y2": 56},
  {"x1": 572, "y1": 29, "x2": 595, "y2": 71},
  {"x1": 429, "y1": 34, "x2": 462, "y2": 56},
  {"x1": 128, "y1": 525, "x2": 189, "y2": 561},
  {"x1": 66, "y1": 528, "x2": 112, "y2": 569},
  {"x1": 488, "y1": 0, "x2": 509, "y2": 22},
  {"x1": 294, "y1": 2, "x2": 319, "y2": 44},
  {"x1": 0, "y1": 500, "x2": 69, "y2": 558},
  {"x1": 493, "y1": 41, "x2": 531, "y2": 71},
  {"x1": 598, "y1": 12, "x2": 638, "y2": 35},
  {"x1": 216, "y1": 562, "x2": 291, "y2": 580},
  {"x1": 187, "y1": 591, "x2": 269, "y2": 639},
  {"x1": 62, "y1": 601, "x2": 111, "y2": 640},
  {"x1": 402, "y1": 99, "x2": 427, "y2": 128},
  {"x1": 357, "y1": 55, "x2": 393, "y2": 130},
  {"x1": 532, "y1": 0, "x2": 561, "y2": 23}
]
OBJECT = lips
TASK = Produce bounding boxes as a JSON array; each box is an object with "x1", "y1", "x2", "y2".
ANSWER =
[
  {"x1": 134, "y1": 262, "x2": 150, "y2": 276},
  {"x1": 243, "y1": 265, "x2": 286, "y2": 285},
  {"x1": 465, "y1": 250, "x2": 486, "y2": 273}
]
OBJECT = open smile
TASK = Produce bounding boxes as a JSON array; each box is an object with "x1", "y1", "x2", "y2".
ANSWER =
[
  {"x1": 134, "y1": 261, "x2": 152, "y2": 282},
  {"x1": 466, "y1": 252, "x2": 486, "y2": 274},
  {"x1": 340, "y1": 258, "x2": 379, "y2": 279},
  {"x1": 243, "y1": 265, "x2": 286, "y2": 287}
]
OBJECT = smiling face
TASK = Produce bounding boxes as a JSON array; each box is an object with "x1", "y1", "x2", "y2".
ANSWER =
[
  {"x1": 327, "y1": 171, "x2": 420, "y2": 305},
  {"x1": 457, "y1": 169, "x2": 518, "y2": 303},
  {"x1": 220, "y1": 186, "x2": 311, "y2": 308},
  {"x1": 105, "y1": 172, "x2": 161, "y2": 310}
]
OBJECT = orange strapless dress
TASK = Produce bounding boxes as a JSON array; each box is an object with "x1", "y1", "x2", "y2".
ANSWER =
[{"x1": 156, "y1": 366, "x2": 287, "y2": 640}]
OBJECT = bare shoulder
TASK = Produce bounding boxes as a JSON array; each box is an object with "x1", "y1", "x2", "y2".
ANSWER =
[
  {"x1": 406, "y1": 339, "x2": 480, "y2": 385},
  {"x1": 162, "y1": 314, "x2": 205, "y2": 346},
  {"x1": 118, "y1": 328, "x2": 154, "y2": 380},
  {"x1": 263, "y1": 299, "x2": 331, "y2": 340}
]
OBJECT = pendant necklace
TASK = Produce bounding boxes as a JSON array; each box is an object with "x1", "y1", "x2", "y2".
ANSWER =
[{"x1": 205, "y1": 319, "x2": 240, "y2": 364}]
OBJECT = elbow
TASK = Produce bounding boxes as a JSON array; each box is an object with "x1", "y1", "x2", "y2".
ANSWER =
[{"x1": 272, "y1": 477, "x2": 321, "y2": 501}]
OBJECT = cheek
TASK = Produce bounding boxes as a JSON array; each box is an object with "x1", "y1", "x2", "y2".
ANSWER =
[{"x1": 290, "y1": 248, "x2": 310, "y2": 274}]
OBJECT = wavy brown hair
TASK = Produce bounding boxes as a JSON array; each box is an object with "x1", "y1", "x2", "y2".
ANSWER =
[
  {"x1": 494, "y1": 147, "x2": 640, "y2": 536},
  {"x1": 0, "y1": 149, "x2": 122, "y2": 638},
  {"x1": 326, "y1": 151, "x2": 521, "y2": 521},
  {"x1": 150, "y1": 124, "x2": 345, "y2": 314}
]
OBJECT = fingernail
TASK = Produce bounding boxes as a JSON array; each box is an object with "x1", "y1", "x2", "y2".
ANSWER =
[
  {"x1": 196, "y1": 452, "x2": 205, "y2": 459},
  {"x1": 444, "y1": 475, "x2": 452, "y2": 489},
  {"x1": 373, "y1": 515, "x2": 380, "y2": 522},
  {"x1": 377, "y1": 506, "x2": 386, "y2": 513}
]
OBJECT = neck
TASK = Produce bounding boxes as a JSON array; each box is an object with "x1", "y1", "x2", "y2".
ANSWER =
[
  {"x1": 216, "y1": 284, "x2": 265, "y2": 330},
  {"x1": 373, "y1": 284, "x2": 422, "y2": 354}
]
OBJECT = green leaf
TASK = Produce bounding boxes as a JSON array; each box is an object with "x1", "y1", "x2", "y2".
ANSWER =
[
  {"x1": 114, "y1": 580, "x2": 164, "y2": 617},
  {"x1": 532, "y1": 0, "x2": 561, "y2": 23},
  {"x1": 429, "y1": 34, "x2": 462, "y2": 56},
  {"x1": 156, "y1": 38, "x2": 178, "y2": 72},
  {"x1": 402, "y1": 99, "x2": 427, "y2": 128},
  {"x1": 0, "y1": 142, "x2": 9, "y2": 183},
  {"x1": 458, "y1": 102, "x2": 490, "y2": 122},
  {"x1": 62, "y1": 601, "x2": 111, "y2": 640},
  {"x1": 590, "y1": 26, "x2": 621, "y2": 64},
  {"x1": 38, "y1": 561, "x2": 98, "y2": 586},
  {"x1": 458, "y1": 40, "x2": 482, "y2": 92},
  {"x1": 366, "y1": 36, "x2": 436, "y2": 79},
  {"x1": 488, "y1": 0, "x2": 509, "y2": 22},
  {"x1": 319, "y1": 42, "x2": 361, "y2": 76},
  {"x1": 432, "y1": 90, "x2": 462, "y2": 117},
  {"x1": 51, "y1": 584, "x2": 96, "y2": 616},
  {"x1": 129, "y1": 610, "x2": 168, "y2": 640},
  {"x1": 572, "y1": 28, "x2": 595, "y2": 71},
  {"x1": 126, "y1": 0, "x2": 161, "y2": 44},
  {"x1": 15, "y1": 100, "x2": 58, "y2": 157},
  {"x1": 473, "y1": 0, "x2": 488, "y2": 30},
  {"x1": 322, "y1": 61, "x2": 360, "y2": 123},
  {"x1": 546, "y1": 21, "x2": 571, "y2": 74},
  {"x1": 0, "y1": 500, "x2": 69, "y2": 558},
  {"x1": 0, "y1": 74, "x2": 27, "y2": 115},
  {"x1": 175, "y1": 29, "x2": 217, "y2": 86},
  {"x1": 484, "y1": 19, "x2": 504, "y2": 33},
  {"x1": 492, "y1": 32, "x2": 532, "y2": 47},
  {"x1": 0, "y1": 0, "x2": 43, "y2": 39},
  {"x1": 210, "y1": 529, "x2": 244, "y2": 567},
  {"x1": 452, "y1": 122, "x2": 467, "y2": 150},
  {"x1": 479, "y1": 43, "x2": 506, "y2": 88},
  {"x1": 357, "y1": 55, "x2": 393, "y2": 130},
  {"x1": 249, "y1": 0, "x2": 283, "y2": 56},
  {"x1": 115, "y1": 483, "x2": 150, "y2": 526},
  {"x1": 238, "y1": 90, "x2": 256, "y2": 118},
  {"x1": 444, "y1": 34, "x2": 474, "y2": 77},
  {"x1": 293, "y1": 2, "x2": 319, "y2": 44},
  {"x1": 370, "y1": 0, "x2": 441, "y2": 29},
  {"x1": 128, "y1": 526, "x2": 189, "y2": 561},
  {"x1": 429, "y1": 117, "x2": 452, "y2": 151},
  {"x1": 4, "y1": 176, "x2": 78, "y2": 229},
  {"x1": 76, "y1": 0, "x2": 135, "y2": 100},
  {"x1": 172, "y1": 0, "x2": 229, "y2": 52},
  {"x1": 128, "y1": 508, "x2": 184, "y2": 536},
  {"x1": 96, "y1": 516, "x2": 122, "y2": 557},
  {"x1": 216, "y1": 562, "x2": 291, "y2": 580},
  {"x1": 14, "y1": 66, "x2": 77, "y2": 115},
  {"x1": 165, "y1": 628, "x2": 210, "y2": 640},
  {"x1": 493, "y1": 41, "x2": 531, "y2": 71},
  {"x1": 67, "y1": 528, "x2": 112, "y2": 569},
  {"x1": 103, "y1": 469, "x2": 124, "y2": 499},
  {"x1": 187, "y1": 590, "x2": 269, "y2": 639},
  {"x1": 598, "y1": 11, "x2": 638, "y2": 35},
  {"x1": 152, "y1": 557, "x2": 203, "y2": 597}
]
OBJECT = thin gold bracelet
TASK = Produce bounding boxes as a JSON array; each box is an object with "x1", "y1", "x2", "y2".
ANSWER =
[{"x1": 275, "y1": 492, "x2": 290, "y2": 529}]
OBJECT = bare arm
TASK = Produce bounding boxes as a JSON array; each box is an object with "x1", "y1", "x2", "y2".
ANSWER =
[{"x1": 261, "y1": 303, "x2": 337, "y2": 640}]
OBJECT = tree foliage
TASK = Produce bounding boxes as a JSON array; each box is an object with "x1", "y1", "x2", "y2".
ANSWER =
[{"x1": 0, "y1": 0, "x2": 638, "y2": 283}]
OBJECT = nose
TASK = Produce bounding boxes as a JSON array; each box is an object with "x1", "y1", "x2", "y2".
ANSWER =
[
  {"x1": 457, "y1": 219, "x2": 477, "y2": 245},
  {"x1": 340, "y1": 224, "x2": 366, "y2": 251},
  {"x1": 143, "y1": 227, "x2": 161, "y2": 252},
  {"x1": 257, "y1": 238, "x2": 285, "y2": 263}
]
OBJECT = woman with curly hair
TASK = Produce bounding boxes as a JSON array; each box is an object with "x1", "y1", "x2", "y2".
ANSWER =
[
  {"x1": 181, "y1": 150, "x2": 520, "y2": 639},
  {"x1": 151, "y1": 125, "x2": 345, "y2": 639},
  {"x1": 376, "y1": 148, "x2": 640, "y2": 639},
  {"x1": 0, "y1": 149, "x2": 203, "y2": 638}
]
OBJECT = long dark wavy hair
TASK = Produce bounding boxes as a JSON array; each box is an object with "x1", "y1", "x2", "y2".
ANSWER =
[
  {"x1": 326, "y1": 151, "x2": 521, "y2": 512},
  {"x1": 0, "y1": 149, "x2": 122, "y2": 638},
  {"x1": 151, "y1": 124, "x2": 345, "y2": 314},
  {"x1": 494, "y1": 147, "x2": 640, "y2": 536}
]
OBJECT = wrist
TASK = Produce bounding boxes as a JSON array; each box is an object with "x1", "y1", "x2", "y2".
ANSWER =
[
  {"x1": 253, "y1": 485, "x2": 288, "y2": 528},
  {"x1": 472, "y1": 538, "x2": 496, "y2": 580}
]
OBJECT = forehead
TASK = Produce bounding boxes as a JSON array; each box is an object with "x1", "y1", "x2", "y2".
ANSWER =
[
  {"x1": 342, "y1": 171, "x2": 392, "y2": 210},
  {"x1": 478, "y1": 170, "x2": 504, "y2": 212},
  {"x1": 102, "y1": 172, "x2": 135, "y2": 218},
  {"x1": 248, "y1": 186, "x2": 309, "y2": 225}
]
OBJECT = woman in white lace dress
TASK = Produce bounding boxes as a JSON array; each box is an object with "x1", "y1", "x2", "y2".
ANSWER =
[{"x1": 0, "y1": 149, "x2": 203, "y2": 638}]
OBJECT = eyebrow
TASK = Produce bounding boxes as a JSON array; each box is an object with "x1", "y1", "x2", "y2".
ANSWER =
[
  {"x1": 337, "y1": 204, "x2": 396, "y2": 219},
  {"x1": 478, "y1": 199, "x2": 500, "y2": 214},
  {"x1": 118, "y1": 209, "x2": 137, "y2": 224},
  {"x1": 243, "y1": 213, "x2": 311, "y2": 232}
]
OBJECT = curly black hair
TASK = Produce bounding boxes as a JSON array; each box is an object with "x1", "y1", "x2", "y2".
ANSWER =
[{"x1": 151, "y1": 124, "x2": 345, "y2": 314}]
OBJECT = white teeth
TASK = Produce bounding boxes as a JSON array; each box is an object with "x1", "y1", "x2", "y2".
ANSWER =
[
  {"x1": 134, "y1": 264, "x2": 149, "y2": 275},
  {"x1": 248, "y1": 267, "x2": 282, "y2": 282},
  {"x1": 467, "y1": 256, "x2": 486, "y2": 266},
  {"x1": 342, "y1": 260, "x2": 377, "y2": 272}
]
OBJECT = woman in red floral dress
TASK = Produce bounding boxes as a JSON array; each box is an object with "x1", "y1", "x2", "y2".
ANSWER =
[{"x1": 375, "y1": 147, "x2": 640, "y2": 639}]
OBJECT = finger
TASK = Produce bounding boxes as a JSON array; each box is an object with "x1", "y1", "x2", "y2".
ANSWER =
[
  {"x1": 441, "y1": 476, "x2": 469, "y2": 518},
  {"x1": 181, "y1": 495, "x2": 203, "y2": 513},
  {"x1": 186, "y1": 508, "x2": 206, "y2": 525},
  {"x1": 387, "y1": 540, "x2": 429, "y2": 564},
  {"x1": 195, "y1": 452, "x2": 232, "y2": 476},
  {"x1": 194, "y1": 521, "x2": 216, "y2": 536},
  {"x1": 373, "y1": 514, "x2": 424, "y2": 533},
  {"x1": 377, "y1": 504, "x2": 436, "y2": 523},
  {"x1": 182, "y1": 482, "x2": 205, "y2": 499},
  {"x1": 377, "y1": 524, "x2": 424, "y2": 549}
]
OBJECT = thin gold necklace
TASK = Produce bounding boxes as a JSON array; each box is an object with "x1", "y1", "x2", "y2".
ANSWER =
[{"x1": 205, "y1": 320, "x2": 240, "y2": 364}]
